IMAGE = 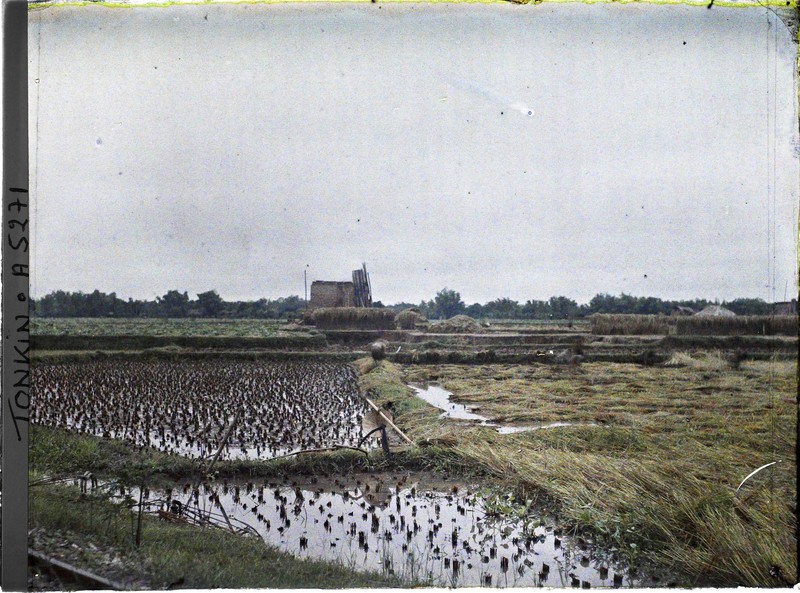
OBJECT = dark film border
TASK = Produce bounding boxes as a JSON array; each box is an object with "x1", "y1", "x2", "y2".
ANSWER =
[{"x1": 3, "y1": 0, "x2": 30, "y2": 590}]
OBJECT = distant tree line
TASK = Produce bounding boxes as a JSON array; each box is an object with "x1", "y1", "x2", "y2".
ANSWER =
[
  {"x1": 32, "y1": 289, "x2": 305, "y2": 319},
  {"x1": 384, "y1": 289, "x2": 776, "y2": 320},
  {"x1": 32, "y1": 288, "x2": 776, "y2": 320}
]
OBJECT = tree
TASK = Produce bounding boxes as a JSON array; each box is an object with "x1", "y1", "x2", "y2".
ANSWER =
[
  {"x1": 483, "y1": 297, "x2": 521, "y2": 319},
  {"x1": 157, "y1": 290, "x2": 190, "y2": 317},
  {"x1": 433, "y1": 288, "x2": 465, "y2": 319},
  {"x1": 196, "y1": 290, "x2": 224, "y2": 317},
  {"x1": 724, "y1": 298, "x2": 771, "y2": 316},
  {"x1": 548, "y1": 295, "x2": 579, "y2": 319},
  {"x1": 522, "y1": 299, "x2": 549, "y2": 319},
  {"x1": 464, "y1": 303, "x2": 484, "y2": 318}
]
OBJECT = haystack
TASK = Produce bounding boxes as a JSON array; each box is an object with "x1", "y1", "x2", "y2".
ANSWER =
[
  {"x1": 428, "y1": 314, "x2": 482, "y2": 334},
  {"x1": 395, "y1": 308, "x2": 426, "y2": 330}
]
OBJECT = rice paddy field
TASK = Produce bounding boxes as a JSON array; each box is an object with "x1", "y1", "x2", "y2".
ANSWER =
[
  {"x1": 29, "y1": 318, "x2": 798, "y2": 589},
  {"x1": 31, "y1": 360, "x2": 369, "y2": 460}
]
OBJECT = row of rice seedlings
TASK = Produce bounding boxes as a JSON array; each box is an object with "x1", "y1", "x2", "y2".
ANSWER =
[
  {"x1": 31, "y1": 359, "x2": 368, "y2": 461},
  {"x1": 675, "y1": 315, "x2": 797, "y2": 336},
  {"x1": 313, "y1": 307, "x2": 397, "y2": 330}
]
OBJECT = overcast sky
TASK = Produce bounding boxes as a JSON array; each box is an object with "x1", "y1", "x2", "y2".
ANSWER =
[{"x1": 29, "y1": 3, "x2": 799, "y2": 305}]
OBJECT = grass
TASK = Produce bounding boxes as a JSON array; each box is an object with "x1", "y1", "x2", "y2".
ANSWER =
[
  {"x1": 591, "y1": 313, "x2": 798, "y2": 337},
  {"x1": 32, "y1": 334, "x2": 325, "y2": 352},
  {"x1": 31, "y1": 317, "x2": 300, "y2": 338},
  {"x1": 30, "y1": 482, "x2": 403, "y2": 589},
  {"x1": 30, "y1": 424, "x2": 381, "y2": 487},
  {"x1": 675, "y1": 315, "x2": 798, "y2": 336},
  {"x1": 313, "y1": 307, "x2": 396, "y2": 330},
  {"x1": 590, "y1": 314, "x2": 673, "y2": 335},
  {"x1": 664, "y1": 350, "x2": 731, "y2": 370},
  {"x1": 388, "y1": 357, "x2": 797, "y2": 586}
]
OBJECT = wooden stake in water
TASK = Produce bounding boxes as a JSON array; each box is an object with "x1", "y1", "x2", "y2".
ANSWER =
[
  {"x1": 206, "y1": 406, "x2": 244, "y2": 474},
  {"x1": 362, "y1": 394, "x2": 414, "y2": 446}
]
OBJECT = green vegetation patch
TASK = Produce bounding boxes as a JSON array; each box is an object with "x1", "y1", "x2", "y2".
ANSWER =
[
  {"x1": 392, "y1": 358, "x2": 796, "y2": 586},
  {"x1": 30, "y1": 483, "x2": 401, "y2": 589},
  {"x1": 31, "y1": 317, "x2": 308, "y2": 339}
]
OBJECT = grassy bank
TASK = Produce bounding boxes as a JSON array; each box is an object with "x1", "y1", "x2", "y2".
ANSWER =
[
  {"x1": 32, "y1": 333, "x2": 325, "y2": 352},
  {"x1": 31, "y1": 348, "x2": 361, "y2": 365},
  {"x1": 30, "y1": 483, "x2": 402, "y2": 589},
  {"x1": 366, "y1": 357, "x2": 797, "y2": 587},
  {"x1": 30, "y1": 424, "x2": 380, "y2": 487}
]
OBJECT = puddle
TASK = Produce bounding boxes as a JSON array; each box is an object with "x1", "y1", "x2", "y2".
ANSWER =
[
  {"x1": 408, "y1": 384, "x2": 595, "y2": 435},
  {"x1": 409, "y1": 384, "x2": 489, "y2": 421},
  {"x1": 32, "y1": 360, "x2": 376, "y2": 461},
  {"x1": 102, "y1": 474, "x2": 657, "y2": 588}
]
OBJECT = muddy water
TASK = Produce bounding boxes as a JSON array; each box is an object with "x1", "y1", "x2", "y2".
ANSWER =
[
  {"x1": 408, "y1": 384, "x2": 595, "y2": 434},
  {"x1": 120, "y1": 474, "x2": 654, "y2": 588},
  {"x1": 33, "y1": 360, "x2": 374, "y2": 461}
]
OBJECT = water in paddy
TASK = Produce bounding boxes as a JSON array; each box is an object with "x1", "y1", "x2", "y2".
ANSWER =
[
  {"x1": 113, "y1": 473, "x2": 658, "y2": 588},
  {"x1": 408, "y1": 384, "x2": 595, "y2": 434},
  {"x1": 32, "y1": 360, "x2": 373, "y2": 461}
]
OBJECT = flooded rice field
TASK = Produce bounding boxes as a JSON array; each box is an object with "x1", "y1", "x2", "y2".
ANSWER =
[
  {"x1": 105, "y1": 473, "x2": 656, "y2": 588},
  {"x1": 31, "y1": 360, "x2": 370, "y2": 460},
  {"x1": 408, "y1": 384, "x2": 595, "y2": 434}
]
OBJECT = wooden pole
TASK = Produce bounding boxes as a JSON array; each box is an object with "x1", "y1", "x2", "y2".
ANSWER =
[
  {"x1": 205, "y1": 406, "x2": 243, "y2": 474},
  {"x1": 361, "y1": 394, "x2": 414, "y2": 446}
]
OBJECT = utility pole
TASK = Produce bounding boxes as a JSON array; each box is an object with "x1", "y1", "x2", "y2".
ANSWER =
[{"x1": 304, "y1": 265, "x2": 309, "y2": 305}]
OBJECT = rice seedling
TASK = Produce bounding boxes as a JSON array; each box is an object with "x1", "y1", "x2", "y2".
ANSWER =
[
  {"x1": 29, "y1": 481, "x2": 405, "y2": 589},
  {"x1": 31, "y1": 360, "x2": 371, "y2": 461}
]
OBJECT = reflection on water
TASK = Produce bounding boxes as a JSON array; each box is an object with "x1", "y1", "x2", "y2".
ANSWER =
[
  {"x1": 32, "y1": 360, "x2": 372, "y2": 462},
  {"x1": 409, "y1": 383, "x2": 489, "y2": 421},
  {"x1": 111, "y1": 474, "x2": 652, "y2": 588},
  {"x1": 408, "y1": 384, "x2": 595, "y2": 434}
]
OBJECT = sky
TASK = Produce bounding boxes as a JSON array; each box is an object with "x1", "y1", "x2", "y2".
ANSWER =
[{"x1": 29, "y1": 2, "x2": 799, "y2": 306}]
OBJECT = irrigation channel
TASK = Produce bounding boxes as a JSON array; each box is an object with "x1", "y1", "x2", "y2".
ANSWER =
[
  {"x1": 83, "y1": 473, "x2": 657, "y2": 588},
  {"x1": 408, "y1": 384, "x2": 597, "y2": 434}
]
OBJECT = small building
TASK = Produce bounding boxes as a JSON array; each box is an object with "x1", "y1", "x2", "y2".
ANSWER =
[
  {"x1": 307, "y1": 264, "x2": 372, "y2": 310},
  {"x1": 695, "y1": 305, "x2": 736, "y2": 317},
  {"x1": 671, "y1": 306, "x2": 696, "y2": 316},
  {"x1": 773, "y1": 299, "x2": 798, "y2": 315},
  {"x1": 309, "y1": 281, "x2": 356, "y2": 309}
]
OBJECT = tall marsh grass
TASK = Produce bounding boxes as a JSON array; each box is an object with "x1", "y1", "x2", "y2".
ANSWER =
[
  {"x1": 675, "y1": 315, "x2": 797, "y2": 336},
  {"x1": 590, "y1": 314, "x2": 672, "y2": 335},
  {"x1": 592, "y1": 314, "x2": 798, "y2": 336}
]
